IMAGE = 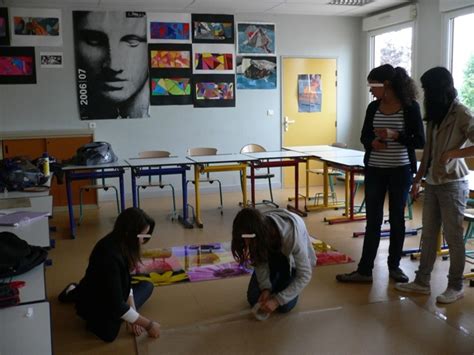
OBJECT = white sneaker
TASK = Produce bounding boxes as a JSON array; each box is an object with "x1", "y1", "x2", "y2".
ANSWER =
[
  {"x1": 395, "y1": 281, "x2": 431, "y2": 295},
  {"x1": 436, "y1": 288, "x2": 464, "y2": 304}
]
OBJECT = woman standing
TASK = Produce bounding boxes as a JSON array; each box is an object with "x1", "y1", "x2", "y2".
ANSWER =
[
  {"x1": 396, "y1": 67, "x2": 474, "y2": 303},
  {"x1": 337, "y1": 64, "x2": 425, "y2": 283},
  {"x1": 232, "y1": 208, "x2": 316, "y2": 315},
  {"x1": 58, "y1": 207, "x2": 160, "y2": 342}
]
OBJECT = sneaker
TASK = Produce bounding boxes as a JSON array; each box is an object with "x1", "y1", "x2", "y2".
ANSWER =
[
  {"x1": 336, "y1": 271, "x2": 373, "y2": 283},
  {"x1": 436, "y1": 288, "x2": 464, "y2": 304},
  {"x1": 389, "y1": 268, "x2": 409, "y2": 283},
  {"x1": 394, "y1": 281, "x2": 430, "y2": 295},
  {"x1": 58, "y1": 282, "x2": 78, "y2": 303}
]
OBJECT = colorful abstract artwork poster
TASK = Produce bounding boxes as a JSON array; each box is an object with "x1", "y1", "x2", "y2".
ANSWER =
[
  {"x1": 237, "y1": 22, "x2": 275, "y2": 55},
  {"x1": 0, "y1": 8, "x2": 10, "y2": 46},
  {"x1": 309, "y1": 236, "x2": 354, "y2": 266},
  {"x1": 147, "y1": 13, "x2": 191, "y2": 43},
  {"x1": 131, "y1": 242, "x2": 252, "y2": 286},
  {"x1": 13, "y1": 16, "x2": 59, "y2": 36},
  {"x1": 10, "y1": 8, "x2": 62, "y2": 46},
  {"x1": 236, "y1": 56, "x2": 277, "y2": 90},
  {"x1": 150, "y1": 77, "x2": 192, "y2": 105},
  {"x1": 298, "y1": 74, "x2": 322, "y2": 112},
  {"x1": 192, "y1": 14, "x2": 234, "y2": 44},
  {"x1": 192, "y1": 43, "x2": 234, "y2": 74},
  {"x1": 150, "y1": 50, "x2": 190, "y2": 69},
  {"x1": 148, "y1": 43, "x2": 192, "y2": 106},
  {"x1": 193, "y1": 74, "x2": 235, "y2": 107},
  {"x1": 0, "y1": 47, "x2": 36, "y2": 84}
]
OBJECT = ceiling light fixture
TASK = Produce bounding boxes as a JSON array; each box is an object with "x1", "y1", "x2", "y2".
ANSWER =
[{"x1": 328, "y1": 0, "x2": 374, "y2": 6}]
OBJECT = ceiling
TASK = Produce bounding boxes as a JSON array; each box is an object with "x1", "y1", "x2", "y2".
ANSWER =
[{"x1": 4, "y1": 0, "x2": 413, "y2": 17}]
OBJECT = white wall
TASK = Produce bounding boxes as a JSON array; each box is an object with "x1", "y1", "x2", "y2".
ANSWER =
[{"x1": 0, "y1": 9, "x2": 361, "y2": 199}]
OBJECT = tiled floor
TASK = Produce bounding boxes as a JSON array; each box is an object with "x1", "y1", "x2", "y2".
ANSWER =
[{"x1": 47, "y1": 186, "x2": 474, "y2": 354}]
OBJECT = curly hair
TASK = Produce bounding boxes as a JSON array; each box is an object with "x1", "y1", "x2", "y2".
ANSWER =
[
  {"x1": 231, "y1": 208, "x2": 281, "y2": 266},
  {"x1": 367, "y1": 64, "x2": 418, "y2": 106},
  {"x1": 420, "y1": 66, "x2": 458, "y2": 126}
]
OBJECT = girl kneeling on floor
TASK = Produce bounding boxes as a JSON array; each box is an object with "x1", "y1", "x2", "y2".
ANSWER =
[
  {"x1": 232, "y1": 208, "x2": 317, "y2": 315},
  {"x1": 58, "y1": 207, "x2": 160, "y2": 342}
]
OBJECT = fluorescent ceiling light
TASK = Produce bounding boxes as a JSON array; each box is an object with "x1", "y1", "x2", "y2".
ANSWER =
[{"x1": 328, "y1": 0, "x2": 374, "y2": 6}]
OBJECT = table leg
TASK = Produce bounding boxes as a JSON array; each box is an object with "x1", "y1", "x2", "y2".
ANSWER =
[
  {"x1": 194, "y1": 165, "x2": 203, "y2": 228},
  {"x1": 131, "y1": 169, "x2": 138, "y2": 208},
  {"x1": 287, "y1": 160, "x2": 307, "y2": 217},
  {"x1": 179, "y1": 169, "x2": 193, "y2": 229},
  {"x1": 119, "y1": 171, "x2": 125, "y2": 211},
  {"x1": 65, "y1": 172, "x2": 76, "y2": 239},
  {"x1": 251, "y1": 165, "x2": 256, "y2": 207},
  {"x1": 242, "y1": 166, "x2": 247, "y2": 208}
]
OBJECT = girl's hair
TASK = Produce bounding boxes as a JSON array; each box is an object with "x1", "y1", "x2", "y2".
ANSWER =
[
  {"x1": 231, "y1": 208, "x2": 281, "y2": 266},
  {"x1": 420, "y1": 66, "x2": 457, "y2": 126},
  {"x1": 110, "y1": 207, "x2": 155, "y2": 270},
  {"x1": 367, "y1": 64, "x2": 418, "y2": 106}
]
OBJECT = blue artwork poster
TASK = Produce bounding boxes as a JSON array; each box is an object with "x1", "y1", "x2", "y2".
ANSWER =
[
  {"x1": 236, "y1": 56, "x2": 276, "y2": 90},
  {"x1": 298, "y1": 74, "x2": 322, "y2": 112},
  {"x1": 237, "y1": 23, "x2": 275, "y2": 55}
]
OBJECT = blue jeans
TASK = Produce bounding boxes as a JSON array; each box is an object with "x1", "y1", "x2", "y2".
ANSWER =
[
  {"x1": 247, "y1": 252, "x2": 298, "y2": 313},
  {"x1": 415, "y1": 181, "x2": 467, "y2": 290},
  {"x1": 357, "y1": 165, "x2": 412, "y2": 275}
]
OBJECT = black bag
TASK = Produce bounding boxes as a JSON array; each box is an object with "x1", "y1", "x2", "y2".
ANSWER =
[
  {"x1": 72, "y1": 142, "x2": 118, "y2": 166},
  {"x1": 0, "y1": 232, "x2": 48, "y2": 278}
]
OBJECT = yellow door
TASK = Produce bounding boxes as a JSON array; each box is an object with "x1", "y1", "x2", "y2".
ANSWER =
[{"x1": 281, "y1": 57, "x2": 337, "y2": 188}]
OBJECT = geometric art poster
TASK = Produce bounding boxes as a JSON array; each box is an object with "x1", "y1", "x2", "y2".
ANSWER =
[
  {"x1": 192, "y1": 14, "x2": 234, "y2": 44},
  {"x1": 148, "y1": 43, "x2": 192, "y2": 105},
  {"x1": 192, "y1": 44, "x2": 235, "y2": 74},
  {"x1": 147, "y1": 13, "x2": 191, "y2": 43},
  {"x1": 237, "y1": 22, "x2": 275, "y2": 55},
  {"x1": 0, "y1": 8, "x2": 10, "y2": 46},
  {"x1": 73, "y1": 11, "x2": 149, "y2": 119},
  {"x1": 0, "y1": 46, "x2": 36, "y2": 84},
  {"x1": 193, "y1": 74, "x2": 235, "y2": 108},
  {"x1": 10, "y1": 8, "x2": 62, "y2": 47},
  {"x1": 236, "y1": 56, "x2": 276, "y2": 90},
  {"x1": 298, "y1": 74, "x2": 322, "y2": 112}
]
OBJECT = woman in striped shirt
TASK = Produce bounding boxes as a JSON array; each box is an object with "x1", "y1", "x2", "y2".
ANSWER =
[{"x1": 337, "y1": 64, "x2": 425, "y2": 283}]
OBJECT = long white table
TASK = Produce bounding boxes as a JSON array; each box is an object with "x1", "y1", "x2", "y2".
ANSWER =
[
  {"x1": 0, "y1": 216, "x2": 50, "y2": 248},
  {"x1": 10, "y1": 263, "x2": 47, "y2": 305}
]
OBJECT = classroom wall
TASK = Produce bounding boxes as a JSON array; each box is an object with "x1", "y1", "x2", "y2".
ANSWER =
[{"x1": 0, "y1": 7, "x2": 361, "y2": 198}]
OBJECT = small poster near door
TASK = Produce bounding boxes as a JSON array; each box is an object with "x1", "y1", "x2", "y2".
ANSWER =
[{"x1": 297, "y1": 74, "x2": 322, "y2": 112}]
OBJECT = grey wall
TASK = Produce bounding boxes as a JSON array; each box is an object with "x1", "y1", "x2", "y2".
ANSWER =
[{"x1": 0, "y1": 9, "x2": 361, "y2": 199}]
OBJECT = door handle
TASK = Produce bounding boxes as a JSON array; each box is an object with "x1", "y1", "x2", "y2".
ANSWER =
[{"x1": 284, "y1": 116, "x2": 295, "y2": 132}]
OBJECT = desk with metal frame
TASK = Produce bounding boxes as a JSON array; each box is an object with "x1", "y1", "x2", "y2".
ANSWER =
[
  {"x1": 243, "y1": 150, "x2": 310, "y2": 217},
  {"x1": 62, "y1": 160, "x2": 128, "y2": 238},
  {"x1": 318, "y1": 155, "x2": 367, "y2": 224},
  {"x1": 126, "y1": 156, "x2": 193, "y2": 229},
  {"x1": 0, "y1": 216, "x2": 50, "y2": 247},
  {"x1": 186, "y1": 154, "x2": 253, "y2": 228}
]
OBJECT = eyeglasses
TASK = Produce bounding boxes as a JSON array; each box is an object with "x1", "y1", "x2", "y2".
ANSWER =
[{"x1": 367, "y1": 83, "x2": 384, "y2": 88}]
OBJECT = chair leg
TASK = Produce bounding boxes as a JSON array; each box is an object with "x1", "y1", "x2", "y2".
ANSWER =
[
  {"x1": 137, "y1": 187, "x2": 141, "y2": 208},
  {"x1": 111, "y1": 186, "x2": 120, "y2": 214},
  {"x1": 216, "y1": 180, "x2": 224, "y2": 214},
  {"x1": 168, "y1": 184, "x2": 177, "y2": 220},
  {"x1": 264, "y1": 176, "x2": 279, "y2": 208}
]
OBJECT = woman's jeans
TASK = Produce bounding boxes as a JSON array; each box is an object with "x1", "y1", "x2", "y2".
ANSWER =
[
  {"x1": 357, "y1": 165, "x2": 412, "y2": 275},
  {"x1": 414, "y1": 181, "x2": 467, "y2": 291},
  {"x1": 247, "y1": 252, "x2": 298, "y2": 313}
]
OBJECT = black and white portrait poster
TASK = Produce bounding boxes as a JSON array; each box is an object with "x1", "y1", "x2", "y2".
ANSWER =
[
  {"x1": 40, "y1": 52, "x2": 63, "y2": 68},
  {"x1": 73, "y1": 11, "x2": 150, "y2": 120}
]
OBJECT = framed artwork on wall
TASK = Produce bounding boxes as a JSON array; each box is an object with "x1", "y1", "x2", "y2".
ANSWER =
[
  {"x1": 192, "y1": 44, "x2": 235, "y2": 74},
  {"x1": 0, "y1": 8, "x2": 10, "y2": 46},
  {"x1": 237, "y1": 22, "x2": 276, "y2": 55},
  {"x1": 191, "y1": 14, "x2": 234, "y2": 44},
  {"x1": 147, "y1": 13, "x2": 191, "y2": 43},
  {"x1": 0, "y1": 46, "x2": 36, "y2": 84},
  {"x1": 236, "y1": 56, "x2": 277, "y2": 89},
  {"x1": 193, "y1": 74, "x2": 235, "y2": 108},
  {"x1": 10, "y1": 8, "x2": 62, "y2": 46}
]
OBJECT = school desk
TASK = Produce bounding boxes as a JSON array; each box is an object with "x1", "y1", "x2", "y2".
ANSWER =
[
  {"x1": 0, "y1": 216, "x2": 50, "y2": 247},
  {"x1": 62, "y1": 160, "x2": 128, "y2": 238},
  {"x1": 0, "y1": 301, "x2": 52, "y2": 355},
  {"x1": 318, "y1": 155, "x2": 367, "y2": 224},
  {"x1": 10, "y1": 263, "x2": 46, "y2": 305},
  {"x1": 126, "y1": 156, "x2": 193, "y2": 228},
  {"x1": 243, "y1": 150, "x2": 310, "y2": 217},
  {"x1": 186, "y1": 154, "x2": 253, "y2": 228}
]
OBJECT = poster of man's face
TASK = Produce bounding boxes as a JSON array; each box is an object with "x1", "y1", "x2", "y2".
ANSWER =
[{"x1": 73, "y1": 11, "x2": 150, "y2": 120}]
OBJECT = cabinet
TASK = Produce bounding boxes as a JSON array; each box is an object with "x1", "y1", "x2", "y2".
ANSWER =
[{"x1": 1, "y1": 132, "x2": 97, "y2": 207}]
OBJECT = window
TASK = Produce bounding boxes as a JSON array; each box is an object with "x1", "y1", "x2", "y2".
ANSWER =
[
  {"x1": 369, "y1": 24, "x2": 414, "y2": 76},
  {"x1": 446, "y1": 8, "x2": 474, "y2": 111}
]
